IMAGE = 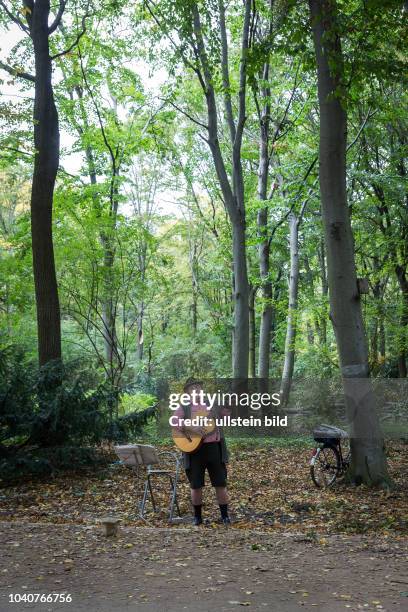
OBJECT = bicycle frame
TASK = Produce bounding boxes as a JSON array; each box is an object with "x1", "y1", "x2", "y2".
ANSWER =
[{"x1": 310, "y1": 439, "x2": 350, "y2": 488}]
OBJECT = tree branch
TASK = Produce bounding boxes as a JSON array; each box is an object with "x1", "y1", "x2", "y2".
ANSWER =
[
  {"x1": 144, "y1": 0, "x2": 206, "y2": 88},
  {"x1": 218, "y1": 0, "x2": 236, "y2": 144},
  {"x1": 49, "y1": 0, "x2": 67, "y2": 34},
  {"x1": 0, "y1": 60, "x2": 35, "y2": 82},
  {"x1": 0, "y1": 0, "x2": 29, "y2": 33},
  {"x1": 51, "y1": 11, "x2": 90, "y2": 60},
  {"x1": 346, "y1": 108, "x2": 377, "y2": 152},
  {"x1": 163, "y1": 98, "x2": 208, "y2": 130},
  {"x1": 234, "y1": 0, "x2": 252, "y2": 148},
  {"x1": 0, "y1": 145, "x2": 32, "y2": 157}
]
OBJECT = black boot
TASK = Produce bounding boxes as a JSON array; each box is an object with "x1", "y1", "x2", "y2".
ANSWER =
[
  {"x1": 193, "y1": 504, "x2": 203, "y2": 526},
  {"x1": 219, "y1": 504, "x2": 231, "y2": 525}
]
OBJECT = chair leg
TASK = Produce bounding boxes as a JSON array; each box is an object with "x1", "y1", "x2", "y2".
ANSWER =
[
  {"x1": 140, "y1": 478, "x2": 149, "y2": 518},
  {"x1": 173, "y1": 471, "x2": 181, "y2": 517},
  {"x1": 168, "y1": 475, "x2": 175, "y2": 522},
  {"x1": 148, "y1": 475, "x2": 157, "y2": 512},
  {"x1": 175, "y1": 461, "x2": 181, "y2": 517},
  {"x1": 175, "y1": 491, "x2": 181, "y2": 517},
  {"x1": 168, "y1": 469, "x2": 181, "y2": 521}
]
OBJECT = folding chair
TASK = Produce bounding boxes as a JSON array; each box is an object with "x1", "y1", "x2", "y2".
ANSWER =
[{"x1": 114, "y1": 444, "x2": 181, "y2": 522}]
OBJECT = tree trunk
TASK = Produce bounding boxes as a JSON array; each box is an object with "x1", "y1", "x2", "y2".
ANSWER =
[
  {"x1": 309, "y1": 0, "x2": 390, "y2": 487},
  {"x1": 192, "y1": 2, "x2": 250, "y2": 379},
  {"x1": 307, "y1": 322, "x2": 315, "y2": 346},
  {"x1": 30, "y1": 0, "x2": 62, "y2": 366},
  {"x1": 137, "y1": 299, "x2": 145, "y2": 361},
  {"x1": 317, "y1": 237, "x2": 328, "y2": 346},
  {"x1": 248, "y1": 284, "x2": 256, "y2": 378},
  {"x1": 304, "y1": 255, "x2": 315, "y2": 346},
  {"x1": 370, "y1": 319, "x2": 378, "y2": 369},
  {"x1": 101, "y1": 236, "x2": 118, "y2": 373},
  {"x1": 231, "y1": 219, "x2": 250, "y2": 378},
  {"x1": 371, "y1": 265, "x2": 387, "y2": 369},
  {"x1": 280, "y1": 213, "x2": 300, "y2": 405},
  {"x1": 379, "y1": 317, "x2": 386, "y2": 359},
  {"x1": 257, "y1": 224, "x2": 273, "y2": 379},
  {"x1": 188, "y1": 238, "x2": 199, "y2": 338},
  {"x1": 396, "y1": 266, "x2": 408, "y2": 377},
  {"x1": 257, "y1": 59, "x2": 273, "y2": 380}
]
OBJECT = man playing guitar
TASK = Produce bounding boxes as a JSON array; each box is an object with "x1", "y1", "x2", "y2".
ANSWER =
[{"x1": 172, "y1": 378, "x2": 231, "y2": 526}]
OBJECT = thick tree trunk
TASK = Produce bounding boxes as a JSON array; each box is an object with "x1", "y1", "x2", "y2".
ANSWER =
[
  {"x1": 30, "y1": 0, "x2": 61, "y2": 366},
  {"x1": 280, "y1": 213, "x2": 300, "y2": 405},
  {"x1": 309, "y1": 0, "x2": 390, "y2": 486}
]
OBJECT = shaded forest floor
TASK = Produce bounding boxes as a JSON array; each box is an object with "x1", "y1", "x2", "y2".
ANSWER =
[
  {"x1": 1, "y1": 442, "x2": 407, "y2": 535},
  {"x1": 0, "y1": 443, "x2": 407, "y2": 611},
  {"x1": 0, "y1": 522, "x2": 407, "y2": 611}
]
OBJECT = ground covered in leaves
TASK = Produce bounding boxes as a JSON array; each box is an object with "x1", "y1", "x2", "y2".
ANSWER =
[
  {"x1": 1, "y1": 522, "x2": 407, "y2": 611},
  {"x1": 1, "y1": 442, "x2": 407, "y2": 611},
  {"x1": 0, "y1": 441, "x2": 407, "y2": 535}
]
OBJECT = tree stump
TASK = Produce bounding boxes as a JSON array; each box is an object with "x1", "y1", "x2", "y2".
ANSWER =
[{"x1": 100, "y1": 516, "x2": 120, "y2": 537}]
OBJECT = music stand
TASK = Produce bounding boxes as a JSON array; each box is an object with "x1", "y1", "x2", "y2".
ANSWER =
[{"x1": 114, "y1": 444, "x2": 181, "y2": 522}]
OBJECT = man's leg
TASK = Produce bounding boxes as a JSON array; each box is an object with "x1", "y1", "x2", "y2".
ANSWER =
[
  {"x1": 191, "y1": 487, "x2": 202, "y2": 505},
  {"x1": 215, "y1": 486, "x2": 230, "y2": 523},
  {"x1": 215, "y1": 486, "x2": 228, "y2": 504},
  {"x1": 191, "y1": 488, "x2": 203, "y2": 525},
  {"x1": 207, "y1": 444, "x2": 230, "y2": 524},
  {"x1": 186, "y1": 446, "x2": 206, "y2": 525}
]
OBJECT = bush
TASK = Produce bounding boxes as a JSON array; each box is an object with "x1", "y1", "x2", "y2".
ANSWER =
[
  {"x1": 0, "y1": 447, "x2": 107, "y2": 483},
  {"x1": 0, "y1": 347, "x2": 110, "y2": 450},
  {"x1": 0, "y1": 346, "x2": 158, "y2": 482}
]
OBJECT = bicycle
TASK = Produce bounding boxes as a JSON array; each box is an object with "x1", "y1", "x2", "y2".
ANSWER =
[{"x1": 310, "y1": 424, "x2": 350, "y2": 488}]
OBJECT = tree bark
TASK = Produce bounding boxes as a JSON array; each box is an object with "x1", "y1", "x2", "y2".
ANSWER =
[
  {"x1": 30, "y1": 0, "x2": 62, "y2": 366},
  {"x1": 137, "y1": 302, "x2": 145, "y2": 361},
  {"x1": 396, "y1": 266, "x2": 408, "y2": 377},
  {"x1": 280, "y1": 213, "x2": 300, "y2": 405},
  {"x1": 192, "y1": 2, "x2": 250, "y2": 379},
  {"x1": 248, "y1": 284, "x2": 256, "y2": 378},
  {"x1": 316, "y1": 236, "x2": 328, "y2": 346},
  {"x1": 309, "y1": 0, "x2": 390, "y2": 487},
  {"x1": 257, "y1": 59, "x2": 273, "y2": 380}
]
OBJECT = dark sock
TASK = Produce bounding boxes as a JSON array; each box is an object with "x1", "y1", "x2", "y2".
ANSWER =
[
  {"x1": 219, "y1": 504, "x2": 229, "y2": 520},
  {"x1": 193, "y1": 505, "x2": 202, "y2": 520}
]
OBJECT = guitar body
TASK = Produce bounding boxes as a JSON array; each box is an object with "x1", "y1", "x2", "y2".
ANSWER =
[{"x1": 173, "y1": 410, "x2": 216, "y2": 453}]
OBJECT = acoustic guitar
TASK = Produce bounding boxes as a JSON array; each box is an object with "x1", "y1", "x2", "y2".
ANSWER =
[{"x1": 172, "y1": 409, "x2": 216, "y2": 453}]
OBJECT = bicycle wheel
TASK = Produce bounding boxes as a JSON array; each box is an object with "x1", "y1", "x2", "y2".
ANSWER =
[
  {"x1": 336, "y1": 439, "x2": 351, "y2": 482},
  {"x1": 310, "y1": 444, "x2": 341, "y2": 488}
]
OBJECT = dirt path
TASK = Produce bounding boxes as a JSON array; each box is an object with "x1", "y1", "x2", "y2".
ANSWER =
[{"x1": 0, "y1": 522, "x2": 407, "y2": 612}]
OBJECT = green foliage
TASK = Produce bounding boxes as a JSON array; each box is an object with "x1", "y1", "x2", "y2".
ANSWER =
[
  {"x1": 0, "y1": 347, "x2": 109, "y2": 449},
  {"x1": 0, "y1": 346, "x2": 158, "y2": 481},
  {"x1": 119, "y1": 392, "x2": 157, "y2": 415},
  {"x1": 0, "y1": 0, "x2": 407, "y2": 486}
]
